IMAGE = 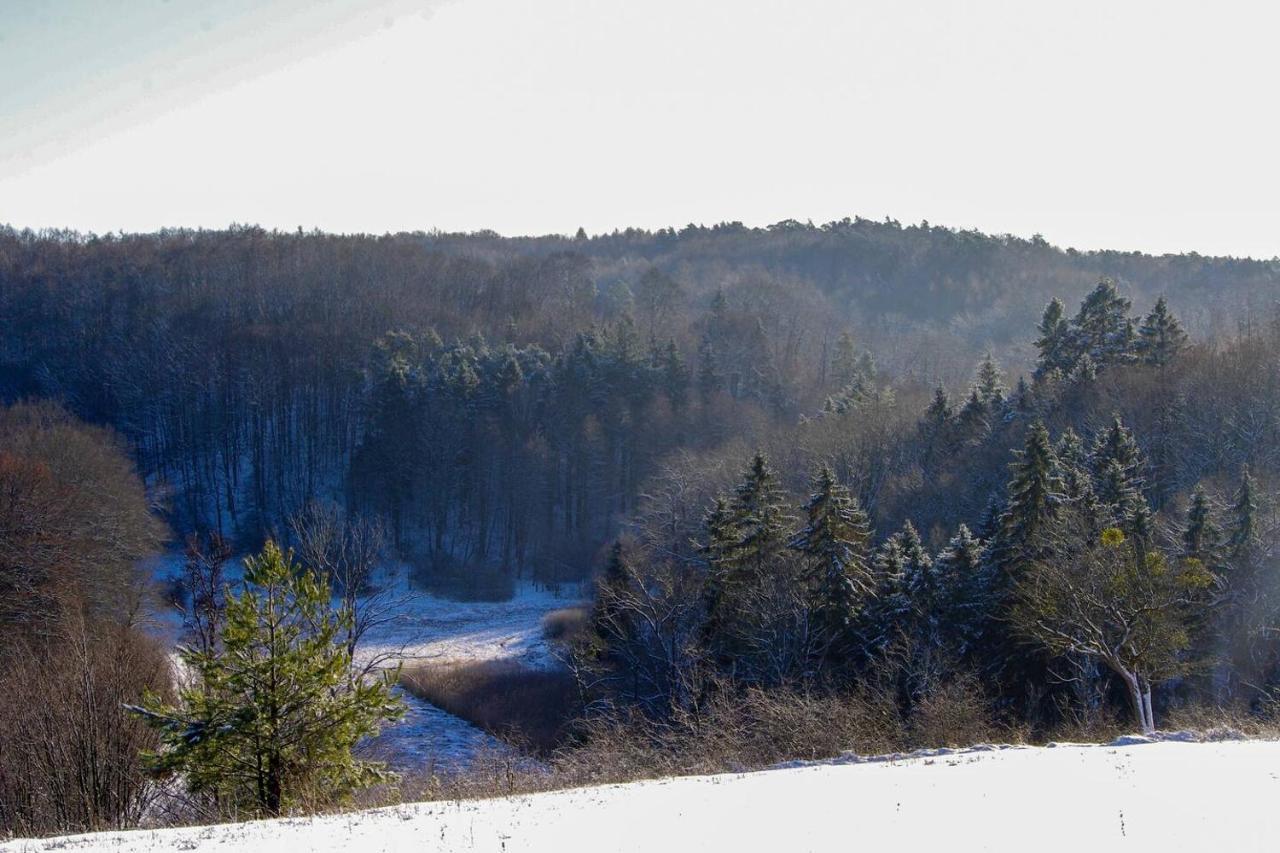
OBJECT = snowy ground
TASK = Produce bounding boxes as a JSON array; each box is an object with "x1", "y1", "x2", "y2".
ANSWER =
[
  {"x1": 142, "y1": 554, "x2": 583, "y2": 772},
  {"x1": 9, "y1": 738, "x2": 1279, "y2": 852}
]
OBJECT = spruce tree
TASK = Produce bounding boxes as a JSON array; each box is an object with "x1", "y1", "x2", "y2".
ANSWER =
[
  {"x1": 830, "y1": 331, "x2": 859, "y2": 388},
  {"x1": 935, "y1": 524, "x2": 987, "y2": 653},
  {"x1": 726, "y1": 453, "x2": 794, "y2": 576},
  {"x1": 790, "y1": 465, "x2": 873, "y2": 654},
  {"x1": 1227, "y1": 466, "x2": 1259, "y2": 560},
  {"x1": 1182, "y1": 485, "x2": 1222, "y2": 566},
  {"x1": 993, "y1": 421, "x2": 1063, "y2": 576},
  {"x1": 1138, "y1": 297, "x2": 1188, "y2": 366},
  {"x1": 975, "y1": 352, "x2": 1007, "y2": 408},
  {"x1": 1034, "y1": 297, "x2": 1072, "y2": 378},
  {"x1": 134, "y1": 542, "x2": 403, "y2": 816},
  {"x1": 1071, "y1": 278, "x2": 1135, "y2": 368}
]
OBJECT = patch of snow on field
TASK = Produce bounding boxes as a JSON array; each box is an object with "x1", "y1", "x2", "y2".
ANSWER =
[{"x1": 9, "y1": 739, "x2": 1280, "y2": 852}]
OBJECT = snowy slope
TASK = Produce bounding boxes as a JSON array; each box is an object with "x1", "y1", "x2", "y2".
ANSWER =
[{"x1": 8, "y1": 739, "x2": 1279, "y2": 852}]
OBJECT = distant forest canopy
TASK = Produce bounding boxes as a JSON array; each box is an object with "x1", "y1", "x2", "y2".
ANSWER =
[{"x1": 1, "y1": 219, "x2": 1278, "y2": 581}]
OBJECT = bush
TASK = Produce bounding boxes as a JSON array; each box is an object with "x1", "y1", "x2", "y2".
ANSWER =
[
  {"x1": 0, "y1": 618, "x2": 173, "y2": 838},
  {"x1": 907, "y1": 678, "x2": 1009, "y2": 749},
  {"x1": 542, "y1": 607, "x2": 589, "y2": 643},
  {"x1": 400, "y1": 660, "x2": 579, "y2": 753}
]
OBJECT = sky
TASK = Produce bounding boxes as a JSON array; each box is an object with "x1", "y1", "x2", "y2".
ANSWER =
[{"x1": 2, "y1": 0, "x2": 1279, "y2": 258}]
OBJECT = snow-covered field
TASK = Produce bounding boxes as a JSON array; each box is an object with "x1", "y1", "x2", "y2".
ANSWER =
[
  {"x1": 143, "y1": 554, "x2": 583, "y2": 772},
  {"x1": 8, "y1": 738, "x2": 1278, "y2": 852}
]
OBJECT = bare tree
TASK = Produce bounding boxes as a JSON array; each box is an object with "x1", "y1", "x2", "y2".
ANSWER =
[{"x1": 288, "y1": 499, "x2": 404, "y2": 675}]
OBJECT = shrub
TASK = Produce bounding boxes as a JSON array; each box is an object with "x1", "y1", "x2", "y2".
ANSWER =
[
  {"x1": 0, "y1": 618, "x2": 173, "y2": 838},
  {"x1": 542, "y1": 607, "x2": 589, "y2": 642}
]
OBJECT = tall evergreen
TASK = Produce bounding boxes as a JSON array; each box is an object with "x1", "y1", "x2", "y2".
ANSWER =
[
  {"x1": 830, "y1": 331, "x2": 859, "y2": 388},
  {"x1": 993, "y1": 421, "x2": 1063, "y2": 578},
  {"x1": 1227, "y1": 466, "x2": 1259, "y2": 560},
  {"x1": 1034, "y1": 297, "x2": 1071, "y2": 378},
  {"x1": 1182, "y1": 485, "x2": 1222, "y2": 566},
  {"x1": 1138, "y1": 297, "x2": 1188, "y2": 366},
  {"x1": 975, "y1": 352, "x2": 1007, "y2": 408},
  {"x1": 727, "y1": 453, "x2": 794, "y2": 573},
  {"x1": 935, "y1": 524, "x2": 988, "y2": 654},
  {"x1": 790, "y1": 465, "x2": 873, "y2": 653},
  {"x1": 1071, "y1": 278, "x2": 1135, "y2": 368}
]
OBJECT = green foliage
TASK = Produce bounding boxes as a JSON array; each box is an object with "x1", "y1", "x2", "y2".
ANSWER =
[
  {"x1": 790, "y1": 465, "x2": 873, "y2": 653},
  {"x1": 1138, "y1": 297, "x2": 1188, "y2": 366},
  {"x1": 134, "y1": 542, "x2": 404, "y2": 817}
]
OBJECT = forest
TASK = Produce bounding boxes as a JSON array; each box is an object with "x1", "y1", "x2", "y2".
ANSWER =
[{"x1": 4, "y1": 220, "x2": 1280, "y2": 836}]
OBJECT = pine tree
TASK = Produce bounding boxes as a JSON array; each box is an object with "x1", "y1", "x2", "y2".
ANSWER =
[
  {"x1": 660, "y1": 339, "x2": 690, "y2": 409},
  {"x1": 1227, "y1": 466, "x2": 1259, "y2": 560},
  {"x1": 935, "y1": 524, "x2": 987, "y2": 653},
  {"x1": 830, "y1": 331, "x2": 859, "y2": 388},
  {"x1": 975, "y1": 352, "x2": 1007, "y2": 408},
  {"x1": 898, "y1": 521, "x2": 942, "y2": 642},
  {"x1": 924, "y1": 385, "x2": 953, "y2": 429},
  {"x1": 1071, "y1": 278, "x2": 1135, "y2": 368},
  {"x1": 1182, "y1": 485, "x2": 1222, "y2": 566},
  {"x1": 1034, "y1": 297, "x2": 1072, "y2": 378},
  {"x1": 1138, "y1": 297, "x2": 1188, "y2": 367},
  {"x1": 134, "y1": 542, "x2": 403, "y2": 816},
  {"x1": 790, "y1": 466, "x2": 874, "y2": 653},
  {"x1": 993, "y1": 421, "x2": 1063, "y2": 576},
  {"x1": 955, "y1": 388, "x2": 990, "y2": 441},
  {"x1": 726, "y1": 453, "x2": 794, "y2": 576},
  {"x1": 1091, "y1": 415, "x2": 1146, "y2": 524}
]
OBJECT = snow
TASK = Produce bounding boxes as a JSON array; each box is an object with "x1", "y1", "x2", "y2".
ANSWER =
[
  {"x1": 142, "y1": 553, "x2": 584, "y2": 773},
  {"x1": 8, "y1": 738, "x2": 1279, "y2": 852}
]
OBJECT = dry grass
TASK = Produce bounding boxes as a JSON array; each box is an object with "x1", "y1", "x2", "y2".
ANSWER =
[
  {"x1": 399, "y1": 660, "x2": 579, "y2": 754},
  {"x1": 541, "y1": 607, "x2": 589, "y2": 643}
]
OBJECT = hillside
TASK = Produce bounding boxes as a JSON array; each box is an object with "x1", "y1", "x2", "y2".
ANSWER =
[{"x1": 6, "y1": 738, "x2": 1275, "y2": 852}]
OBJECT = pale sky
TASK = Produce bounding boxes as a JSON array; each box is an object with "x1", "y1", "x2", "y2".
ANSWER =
[{"x1": 2, "y1": 0, "x2": 1279, "y2": 258}]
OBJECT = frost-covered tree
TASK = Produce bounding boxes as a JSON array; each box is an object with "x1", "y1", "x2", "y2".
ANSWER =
[
  {"x1": 975, "y1": 352, "x2": 1007, "y2": 408},
  {"x1": 1137, "y1": 297, "x2": 1188, "y2": 367},
  {"x1": 790, "y1": 466, "x2": 872, "y2": 658},
  {"x1": 1034, "y1": 297, "x2": 1072, "y2": 378},
  {"x1": 1070, "y1": 278, "x2": 1135, "y2": 369}
]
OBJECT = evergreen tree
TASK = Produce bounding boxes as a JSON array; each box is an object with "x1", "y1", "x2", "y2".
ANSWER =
[
  {"x1": 726, "y1": 453, "x2": 794, "y2": 575},
  {"x1": 1091, "y1": 415, "x2": 1146, "y2": 524},
  {"x1": 1071, "y1": 278, "x2": 1136, "y2": 368},
  {"x1": 1227, "y1": 466, "x2": 1259, "y2": 560},
  {"x1": 1034, "y1": 297, "x2": 1071, "y2": 378},
  {"x1": 1182, "y1": 485, "x2": 1222, "y2": 566},
  {"x1": 899, "y1": 521, "x2": 942, "y2": 641},
  {"x1": 1138, "y1": 297, "x2": 1188, "y2": 366},
  {"x1": 790, "y1": 465, "x2": 873, "y2": 655},
  {"x1": 975, "y1": 352, "x2": 1007, "y2": 408},
  {"x1": 830, "y1": 331, "x2": 859, "y2": 388},
  {"x1": 955, "y1": 388, "x2": 991, "y2": 442},
  {"x1": 924, "y1": 385, "x2": 953, "y2": 429},
  {"x1": 134, "y1": 542, "x2": 403, "y2": 816},
  {"x1": 993, "y1": 421, "x2": 1064, "y2": 577},
  {"x1": 935, "y1": 524, "x2": 987, "y2": 653}
]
